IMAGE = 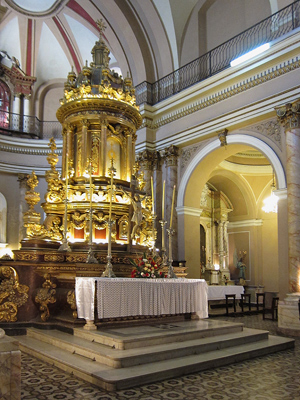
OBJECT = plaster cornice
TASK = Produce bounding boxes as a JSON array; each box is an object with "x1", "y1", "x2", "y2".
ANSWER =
[
  {"x1": 0, "y1": 136, "x2": 63, "y2": 155},
  {"x1": 228, "y1": 219, "x2": 263, "y2": 228},
  {"x1": 139, "y1": 56, "x2": 300, "y2": 133},
  {"x1": 0, "y1": 162, "x2": 56, "y2": 175}
]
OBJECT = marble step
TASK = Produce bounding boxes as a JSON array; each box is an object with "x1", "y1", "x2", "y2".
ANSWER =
[
  {"x1": 74, "y1": 319, "x2": 245, "y2": 349},
  {"x1": 98, "y1": 335, "x2": 295, "y2": 391},
  {"x1": 16, "y1": 333, "x2": 294, "y2": 391},
  {"x1": 26, "y1": 326, "x2": 269, "y2": 368}
]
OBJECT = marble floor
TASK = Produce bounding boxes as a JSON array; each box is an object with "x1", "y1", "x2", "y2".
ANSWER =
[{"x1": 21, "y1": 314, "x2": 300, "y2": 400}]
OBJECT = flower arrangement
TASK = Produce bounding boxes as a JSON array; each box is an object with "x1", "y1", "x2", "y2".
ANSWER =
[{"x1": 130, "y1": 254, "x2": 167, "y2": 279}]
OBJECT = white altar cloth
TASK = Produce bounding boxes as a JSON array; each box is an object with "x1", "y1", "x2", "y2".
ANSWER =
[
  {"x1": 207, "y1": 285, "x2": 244, "y2": 301},
  {"x1": 75, "y1": 277, "x2": 209, "y2": 321}
]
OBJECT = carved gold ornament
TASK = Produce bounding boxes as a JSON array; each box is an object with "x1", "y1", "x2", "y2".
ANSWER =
[
  {"x1": 35, "y1": 274, "x2": 57, "y2": 322},
  {"x1": 67, "y1": 290, "x2": 77, "y2": 319},
  {"x1": 0, "y1": 266, "x2": 29, "y2": 322}
]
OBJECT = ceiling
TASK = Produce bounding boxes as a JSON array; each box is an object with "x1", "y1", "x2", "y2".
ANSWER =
[{"x1": 0, "y1": 0, "x2": 285, "y2": 90}]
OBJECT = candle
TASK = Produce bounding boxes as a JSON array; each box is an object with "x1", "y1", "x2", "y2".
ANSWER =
[
  {"x1": 89, "y1": 161, "x2": 93, "y2": 208},
  {"x1": 151, "y1": 176, "x2": 154, "y2": 213},
  {"x1": 162, "y1": 180, "x2": 165, "y2": 220},
  {"x1": 170, "y1": 185, "x2": 176, "y2": 229},
  {"x1": 65, "y1": 153, "x2": 68, "y2": 190},
  {"x1": 109, "y1": 161, "x2": 114, "y2": 221}
]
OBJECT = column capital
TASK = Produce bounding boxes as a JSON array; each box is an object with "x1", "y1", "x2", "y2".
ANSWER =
[
  {"x1": 81, "y1": 118, "x2": 90, "y2": 128},
  {"x1": 163, "y1": 145, "x2": 179, "y2": 167},
  {"x1": 63, "y1": 123, "x2": 74, "y2": 135},
  {"x1": 100, "y1": 118, "x2": 108, "y2": 127},
  {"x1": 137, "y1": 149, "x2": 155, "y2": 170},
  {"x1": 17, "y1": 173, "x2": 28, "y2": 187},
  {"x1": 276, "y1": 100, "x2": 300, "y2": 130},
  {"x1": 153, "y1": 151, "x2": 162, "y2": 171}
]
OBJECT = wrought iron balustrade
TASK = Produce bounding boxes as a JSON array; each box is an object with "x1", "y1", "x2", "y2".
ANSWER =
[
  {"x1": 135, "y1": 0, "x2": 300, "y2": 106},
  {"x1": 0, "y1": 110, "x2": 61, "y2": 139}
]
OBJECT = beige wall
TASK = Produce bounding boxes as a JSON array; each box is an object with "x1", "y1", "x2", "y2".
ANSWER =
[{"x1": 206, "y1": 0, "x2": 271, "y2": 51}]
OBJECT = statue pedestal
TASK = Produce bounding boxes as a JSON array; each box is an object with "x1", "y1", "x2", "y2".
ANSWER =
[
  {"x1": 278, "y1": 293, "x2": 300, "y2": 336},
  {"x1": 0, "y1": 330, "x2": 21, "y2": 400},
  {"x1": 210, "y1": 270, "x2": 220, "y2": 285}
]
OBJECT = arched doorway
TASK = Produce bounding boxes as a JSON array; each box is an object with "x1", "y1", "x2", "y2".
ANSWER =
[{"x1": 177, "y1": 135, "x2": 287, "y2": 293}]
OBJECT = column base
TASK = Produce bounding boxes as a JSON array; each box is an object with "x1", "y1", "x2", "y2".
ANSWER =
[
  {"x1": 278, "y1": 292, "x2": 300, "y2": 336},
  {"x1": 83, "y1": 320, "x2": 97, "y2": 330}
]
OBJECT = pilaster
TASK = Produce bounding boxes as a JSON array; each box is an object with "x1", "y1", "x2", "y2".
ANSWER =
[
  {"x1": 276, "y1": 100, "x2": 300, "y2": 335},
  {"x1": 163, "y1": 145, "x2": 179, "y2": 260}
]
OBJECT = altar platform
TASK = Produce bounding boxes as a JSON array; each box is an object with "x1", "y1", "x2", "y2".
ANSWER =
[{"x1": 14, "y1": 318, "x2": 294, "y2": 391}]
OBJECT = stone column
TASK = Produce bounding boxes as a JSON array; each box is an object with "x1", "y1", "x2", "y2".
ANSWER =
[
  {"x1": 153, "y1": 151, "x2": 162, "y2": 247},
  {"x1": 163, "y1": 145, "x2": 179, "y2": 261},
  {"x1": 12, "y1": 94, "x2": 21, "y2": 131},
  {"x1": 276, "y1": 100, "x2": 300, "y2": 335},
  {"x1": 276, "y1": 100, "x2": 300, "y2": 293},
  {"x1": 23, "y1": 95, "x2": 31, "y2": 133},
  {"x1": 218, "y1": 221, "x2": 224, "y2": 269},
  {"x1": 223, "y1": 221, "x2": 229, "y2": 270}
]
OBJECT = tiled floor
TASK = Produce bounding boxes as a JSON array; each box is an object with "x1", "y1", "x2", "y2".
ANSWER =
[{"x1": 21, "y1": 314, "x2": 300, "y2": 400}]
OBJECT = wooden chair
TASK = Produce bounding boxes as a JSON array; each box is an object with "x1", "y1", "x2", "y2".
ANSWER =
[
  {"x1": 225, "y1": 294, "x2": 236, "y2": 315},
  {"x1": 263, "y1": 292, "x2": 279, "y2": 320},
  {"x1": 240, "y1": 293, "x2": 251, "y2": 314},
  {"x1": 256, "y1": 292, "x2": 265, "y2": 313}
]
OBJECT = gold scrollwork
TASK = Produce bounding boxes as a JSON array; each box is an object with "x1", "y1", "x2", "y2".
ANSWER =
[
  {"x1": 66, "y1": 255, "x2": 86, "y2": 263},
  {"x1": 15, "y1": 253, "x2": 39, "y2": 261},
  {"x1": 44, "y1": 254, "x2": 65, "y2": 262},
  {"x1": 67, "y1": 290, "x2": 77, "y2": 319},
  {"x1": 35, "y1": 273, "x2": 57, "y2": 322},
  {"x1": 0, "y1": 266, "x2": 29, "y2": 322},
  {"x1": 25, "y1": 215, "x2": 63, "y2": 241}
]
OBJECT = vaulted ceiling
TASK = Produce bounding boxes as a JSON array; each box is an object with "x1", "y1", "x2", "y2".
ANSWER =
[{"x1": 1, "y1": 0, "x2": 283, "y2": 91}]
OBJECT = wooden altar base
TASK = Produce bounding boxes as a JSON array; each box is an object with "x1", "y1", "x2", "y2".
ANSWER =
[{"x1": 13, "y1": 319, "x2": 294, "y2": 391}]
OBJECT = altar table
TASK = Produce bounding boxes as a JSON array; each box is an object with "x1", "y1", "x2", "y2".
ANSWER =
[
  {"x1": 75, "y1": 278, "x2": 209, "y2": 326},
  {"x1": 207, "y1": 285, "x2": 244, "y2": 301}
]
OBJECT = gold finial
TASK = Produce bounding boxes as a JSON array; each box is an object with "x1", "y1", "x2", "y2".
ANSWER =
[
  {"x1": 96, "y1": 18, "x2": 107, "y2": 40},
  {"x1": 27, "y1": 170, "x2": 39, "y2": 191},
  {"x1": 108, "y1": 158, "x2": 116, "y2": 177},
  {"x1": 48, "y1": 137, "x2": 57, "y2": 152}
]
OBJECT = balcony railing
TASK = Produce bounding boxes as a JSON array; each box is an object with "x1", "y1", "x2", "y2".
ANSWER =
[
  {"x1": 135, "y1": 0, "x2": 300, "y2": 105},
  {"x1": 0, "y1": 110, "x2": 61, "y2": 140}
]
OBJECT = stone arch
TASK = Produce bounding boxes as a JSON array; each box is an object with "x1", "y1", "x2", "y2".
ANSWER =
[
  {"x1": 177, "y1": 134, "x2": 285, "y2": 278},
  {"x1": 178, "y1": 134, "x2": 286, "y2": 208}
]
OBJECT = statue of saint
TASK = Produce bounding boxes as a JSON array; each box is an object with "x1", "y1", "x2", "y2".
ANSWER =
[
  {"x1": 131, "y1": 194, "x2": 145, "y2": 239},
  {"x1": 236, "y1": 251, "x2": 247, "y2": 281}
]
